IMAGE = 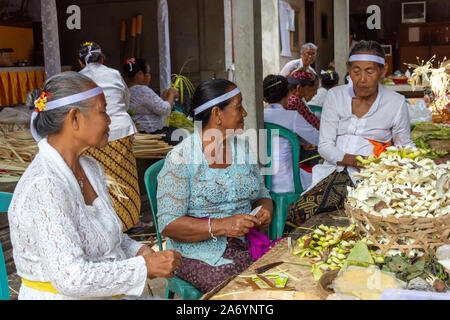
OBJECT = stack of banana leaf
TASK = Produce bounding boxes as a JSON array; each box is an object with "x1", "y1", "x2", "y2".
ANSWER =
[{"x1": 411, "y1": 122, "x2": 450, "y2": 158}]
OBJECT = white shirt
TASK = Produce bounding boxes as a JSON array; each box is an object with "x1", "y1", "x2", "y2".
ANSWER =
[
  {"x1": 129, "y1": 85, "x2": 172, "y2": 133},
  {"x1": 8, "y1": 139, "x2": 148, "y2": 300},
  {"x1": 264, "y1": 104, "x2": 320, "y2": 193},
  {"x1": 308, "y1": 87, "x2": 328, "y2": 107},
  {"x1": 80, "y1": 63, "x2": 137, "y2": 142},
  {"x1": 306, "y1": 84, "x2": 414, "y2": 193},
  {"x1": 280, "y1": 58, "x2": 317, "y2": 76}
]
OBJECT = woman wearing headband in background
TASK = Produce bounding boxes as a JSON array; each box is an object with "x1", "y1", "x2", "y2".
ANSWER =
[
  {"x1": 78, "y1": 42, "x2": 145, "y2": 233},
  {"x1": 157, "y1": 79, "x2": 274, "y2": 293},
  {"x1": 308, "y1": 69, "x2": 340, "y2": 108},
  {"x1": 285, "y1": 70, "x2": 321, "y2": 130},
  {"x1": 8, "y1": 72, "x2": 181, "y2": 300},
  {"x1": 123, "y1": 57, "x2": 180, "y2": 145},
  {"x1": 263, "y1": 74, "x2": 320, "y2": 192},
  {"x1": 286, "y1": 40, "x2": 414, "y2": 231}
]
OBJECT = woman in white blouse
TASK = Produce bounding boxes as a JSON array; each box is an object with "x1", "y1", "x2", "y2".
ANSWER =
[
  {"x1": 263, "y1": 74, "x2": 320, "y2": 192},
  {"x1": 123, "y1": 58, "x2": 179, "y2": 145},
  {"x1": 286, "y1": 40, "x2": 414, "y2": 230},
  {"x1": 9, "y1": 72, "x2": 180, "y2": 300},
  {"x1": 78, "y1": 42, "x2": 143, "y2": 233},
  {"x1": 308, "y1": 69, "x2": 340, "y2": 108}
]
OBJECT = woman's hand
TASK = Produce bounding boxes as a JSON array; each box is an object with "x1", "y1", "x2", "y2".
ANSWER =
[
  {"x1": 303, "y1": 143, "x2": 317, "y2": 151},
  {"x1": 142, "y1": 250, "x2": 182, "y2": 279},
  {"x1": 136, "y1": 245, "x2": 155, "y2": 257},
  {"x1": 337, "y1": 154, "x2": 364, "y2": 170},
  {"x1": 162, "y1": 88, "x2": 180, "y2": 106},
  {"x1": 214, "y1": 215, "x2": 260, "y2": 238},
  {"x1": 255, "y1": 207, "x2": 273, "y2": 230}
]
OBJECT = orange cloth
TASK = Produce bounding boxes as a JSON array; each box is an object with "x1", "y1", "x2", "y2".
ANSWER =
[
  {"x1": 367, "y1": 139, "x2": 392, "y2": 157},
  {"x1": 0, "y1": 70, "x2": 46, "y2": 106}
]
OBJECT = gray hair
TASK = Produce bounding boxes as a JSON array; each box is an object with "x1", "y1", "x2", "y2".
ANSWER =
[
  {"x1": 301, "y1": 43, "x2": 318, "y2": 53},
  {"x1": 27, "y1": 72, "x2": 98, "y2": 138},
  {"x1": 348, "y1": 40, "x2": 385, "y2": 69}
]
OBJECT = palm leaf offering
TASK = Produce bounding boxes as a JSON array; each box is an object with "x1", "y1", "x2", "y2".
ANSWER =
[
  {"x1": 411, "y1": 122, "x2": 450, "y2": 154},
  {"x1": 133, "y1": 133, "x2": 174, "y2": 159},
  {"x1": 0, "y1": 130, "x2": 37, "y2": 182},
  {"x1": 171, "y1": 73, "x2": 195, "y2": 105},
  {"x1": 171, "y1": 57, "x2": 195, "y2": 104},
  {"x1": 405, "y1": 56, "x2": 450, "y2": 122}
]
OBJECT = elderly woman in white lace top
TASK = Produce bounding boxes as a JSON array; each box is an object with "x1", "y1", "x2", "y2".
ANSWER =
[
  {"x1": 8, "y1": 72, "x2": 181, "y2": 300},
  {"x1": 123, "y1": 58, "x2": 179, "y2": 141}
]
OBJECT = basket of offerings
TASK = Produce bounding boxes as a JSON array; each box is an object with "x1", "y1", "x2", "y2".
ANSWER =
[{"x1": 345, "y1": 146, "x2": 450, "y2": 256}]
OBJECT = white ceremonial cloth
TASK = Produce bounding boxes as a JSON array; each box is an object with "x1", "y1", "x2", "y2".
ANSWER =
[
  {"x1": 80, "y1": 63, "x2": 137, "y2": 142},
  {"x1": 280, "y1": 57, "x2": 317, "y2": 76},
  {"x1": 8, "y1": 139, "x2": 148, "y2": 300},
  {"x1": 308, "y1": 87, "x2": 329, "y2": 107},
  {"x1": 264, "y1": 103, "x2": 320, "y2": 193},
  {"x1": 305, "y1": 83, "x2": 414, "y2": 194}
]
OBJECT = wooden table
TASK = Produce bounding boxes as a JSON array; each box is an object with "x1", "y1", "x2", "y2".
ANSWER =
[
  {"x1": 203, "y1": 211, "x2": 351, "y2": 300},
  {"x1": 203, "y1": 238, "x2": 323, "y2": 300},
  {"x1": 386, "y1": 84, "x2": 425, "y2": 99}
]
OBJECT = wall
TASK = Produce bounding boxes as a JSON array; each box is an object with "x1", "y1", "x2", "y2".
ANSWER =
[
  {"x1": 314, "y1": 0, "x2": 334, "y2": 71},
  {"x1": 279, "y1": 0, "x2": 304, "y2": 71},
  {"x1": 273, "y1": 0, "x2": 334, "y2": 75},
  {"x1": 349, "y1": 0, "x2": 450, "y2": 71},
  {"x1": 56, "y1": 0, "x2": 226, "y2": 92},
  {"x1": 0, "y1": 26, "x2": 34, "y2": 62},
  {"x1": 261, "y1": 0, "x2": 281, "y2": 77}
]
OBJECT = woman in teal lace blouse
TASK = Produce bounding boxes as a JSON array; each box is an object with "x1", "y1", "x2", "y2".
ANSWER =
[{"x1": 157, "y1": 79, "x2": 274, "y2": 293}]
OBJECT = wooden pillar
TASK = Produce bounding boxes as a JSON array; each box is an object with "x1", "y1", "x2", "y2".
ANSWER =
[
  {"x1": 40, "y1": 0, "x2": 61, "y2": 79},
  {"x1": 157, "y1": 0, "x2": 171, "y2": 93},
  {"x1": 232, "y1": 0, "x2": 263, "y2": 132},
  {"x1": 334, "y1": 0, "x2": 350, "y2": 84},
  {"x1": 224, "y1": 0, "x2": 234, "y2": 81}
]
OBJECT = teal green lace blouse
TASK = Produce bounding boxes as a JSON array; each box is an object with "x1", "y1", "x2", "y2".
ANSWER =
[{"x1": 156, "y1": 131, "x2": 271, "y2": 267}]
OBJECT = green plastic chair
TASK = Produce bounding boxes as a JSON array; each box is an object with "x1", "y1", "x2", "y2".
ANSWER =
[
  {"x1": 144, "y1": 159, "x2": 203, "y2": 300},
  {"x1": 0, "y1": 192, "x2": 13, "y2": 300},
  {"x1": 264, "y1": 123, "x2": 304, "y2": 240},
  {"x1": 308, "y1": 104, "x2": 323, "y2": 114}
]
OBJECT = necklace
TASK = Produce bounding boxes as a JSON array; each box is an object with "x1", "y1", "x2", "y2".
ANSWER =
[
  {"x1": 77, "y1": 176, "x2": 85, "y2": 191},
  {"x1": 74, "y1": 165, "x2": 85, "y2": 192}
]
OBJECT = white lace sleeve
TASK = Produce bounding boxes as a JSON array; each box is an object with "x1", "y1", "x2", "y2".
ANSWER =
[
  {"x1": 25, "y1": 177, "x2": 147, "y2": 298},
  {"x1": 133, "y1": 86, "x2": 172, "y2": 117},
  {"x1": 121, "y1": 233, "x2": 144, "y2": 258}
]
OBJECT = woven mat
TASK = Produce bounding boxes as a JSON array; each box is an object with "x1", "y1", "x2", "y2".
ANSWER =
[{"x1": 203, "y1": 238, "x2": 322, "y2": 300}]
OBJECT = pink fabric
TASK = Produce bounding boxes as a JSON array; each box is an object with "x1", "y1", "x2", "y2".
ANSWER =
[
  {"x1": 192, "y1": 216, "x2": 282, "y2": 261},
  {"x1": 245, "y1": 228, "x2": 282, "y2": 260}
]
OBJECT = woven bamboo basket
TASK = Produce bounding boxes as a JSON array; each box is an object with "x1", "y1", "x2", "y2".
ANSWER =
[{"x1": 344, "y1": 201, "x2": 450, "y2": 256}]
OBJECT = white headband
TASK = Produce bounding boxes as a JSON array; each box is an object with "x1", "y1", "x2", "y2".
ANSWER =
[
  {"x1": 194, "y1": 88, "x2": 241, "y2": 116},
  {"x1": 80, "y1": 45, "x2": 102, "y2": 65},
  {"x1": 30, "y1": 87, "x2": 104, "y2": 142},
  {"x1": 321, "y1": 70, "x2": 334, "y2": 81},
  {"x1": 348, "y1": 54, "x2": 385, "y2": 65}
]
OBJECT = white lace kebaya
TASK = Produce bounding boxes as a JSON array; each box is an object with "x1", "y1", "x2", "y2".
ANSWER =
[{"x1": 8, "y1": 139, "x2": 148, "y2": 300}]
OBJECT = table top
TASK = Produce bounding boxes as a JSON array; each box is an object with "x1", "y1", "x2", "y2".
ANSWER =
[
  {"x1": 203, "y1": 211, "x2": 351, "y2": 300},
  {"x1": 386, "y1": 84, "x2": 424, "y2": 92},
  {"x1": 203, "y1": 238, "x2": 323, "y2": 300}
]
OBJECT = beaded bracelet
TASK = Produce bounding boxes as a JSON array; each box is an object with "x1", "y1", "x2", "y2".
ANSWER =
[{"x1": 208, "y1": 217, "x2": 218, "y2": 242}]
